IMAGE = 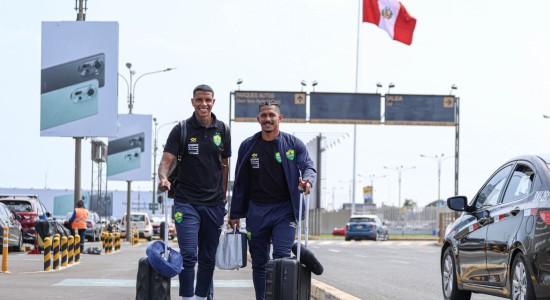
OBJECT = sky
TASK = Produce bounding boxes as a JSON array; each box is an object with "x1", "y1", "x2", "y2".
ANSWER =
[{"x1": 1, "y1": 0, "x2": 550, "y2": 210}]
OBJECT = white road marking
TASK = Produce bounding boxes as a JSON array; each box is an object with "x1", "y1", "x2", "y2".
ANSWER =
[
  {"x1": 328, "y1": 249, "x2": 340, "y2": 253},
  {"x1": 390, "y1": 260, "x2": 411, "y2": 265}
]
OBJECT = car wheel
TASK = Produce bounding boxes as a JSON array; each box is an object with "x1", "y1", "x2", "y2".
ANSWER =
[
  {"x1": 147, "y1": 235, "x2": 152, "y2": 241},
  {"x1": 375, "y1": 232, "x2": 380, "y2": 241},
  {"x1": 345, "y1": 236, "x2": 351, "y2": 241},
  {"x1": 442, "y1": 247, "x2": 471, "y2": 300},
  {"x1": 511, "y1": 253, "x2": 535, "y2": 300},
  {"x1": 14, "y1": 234, "x2": 22, "y2": 252}
]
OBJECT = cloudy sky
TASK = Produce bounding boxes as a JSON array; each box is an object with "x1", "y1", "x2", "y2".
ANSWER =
[{"x1": 1, "y1": 0, "x2": 549, "y2": 209}]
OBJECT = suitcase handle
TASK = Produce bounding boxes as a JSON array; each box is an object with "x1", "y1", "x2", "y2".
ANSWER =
[{"x1": 296, "y1": 191, "x2": 309, "y2": 263}]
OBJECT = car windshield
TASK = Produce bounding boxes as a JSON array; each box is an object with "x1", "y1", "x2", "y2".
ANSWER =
[
  {"x1": 1, "y1": 201, "x2": 32, "y2": 213},
  {"x1": 130, "y1": 214, "x2": 145, "y2": 222},
  {"x1": 351, "y1": 217, "x2": 375, "y2": 223}
]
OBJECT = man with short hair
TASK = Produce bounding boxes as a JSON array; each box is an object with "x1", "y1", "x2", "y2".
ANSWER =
[
  {"x1": 158, "y1": 84, "x2": 231, "y2": 300},
  {"x1": 229, "y1": 100, "x2": 316, "y2": 300}
]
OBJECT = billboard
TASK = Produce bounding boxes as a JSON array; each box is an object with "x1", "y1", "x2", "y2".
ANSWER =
[
  {"x1": 234, "y1": 91, "x2": 306, "y2": 122},
  {"x1": 309, "y1": 93, "x2": 381, "y2": 124},
  {"x1": 40, "y1": 21, "x2": 119, "y2": 137},
  {"x1": 384, "y1": 94, "x2": 456, "y2": 126},
  {"x1": 107, "y1": 114, "x2": 152, "y2": 181}
]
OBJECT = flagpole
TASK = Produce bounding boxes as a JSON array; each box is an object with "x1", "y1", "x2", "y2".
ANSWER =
[{"x1": 351, "y1": 0, "x2": 362, "y2": 216}]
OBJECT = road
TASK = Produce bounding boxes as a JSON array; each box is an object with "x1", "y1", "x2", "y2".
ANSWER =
[{"x1": 310, "y1": 239, "x2": 497, "y2": 300}]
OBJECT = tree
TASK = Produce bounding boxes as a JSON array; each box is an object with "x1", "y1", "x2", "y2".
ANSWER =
[{"x1": 403, "y1": 199, "x2": 416, "y2": 208}]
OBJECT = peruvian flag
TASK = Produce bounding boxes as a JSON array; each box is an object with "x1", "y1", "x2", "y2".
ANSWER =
[{"x1": 363, "y1": 0, "x2": 417, "y2": 45}]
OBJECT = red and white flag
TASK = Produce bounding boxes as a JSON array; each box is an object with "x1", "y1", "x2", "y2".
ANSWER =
[{"x1": 363, "y1": 0, "x2": 417, "y2": 45}]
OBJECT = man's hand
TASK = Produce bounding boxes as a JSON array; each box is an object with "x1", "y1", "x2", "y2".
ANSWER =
[
  {"x1": 298, "y1": 177, "x2": 311, "y2": 195},
  {"x1": 228, "y1": 219, "x2": 241, "y2": 231},
  {"x1": 158, "y1": 180, "x2": 171, "y2": 192}
]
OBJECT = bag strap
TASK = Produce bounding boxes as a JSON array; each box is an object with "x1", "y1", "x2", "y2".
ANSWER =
[{"x1": 176, "y1": 120, "x2": 187, "y2": 163}]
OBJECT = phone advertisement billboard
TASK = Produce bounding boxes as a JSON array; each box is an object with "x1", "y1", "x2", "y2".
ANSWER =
[
  {"x1": 107, "y1": 114, "x2": 152, "y2": 181},
  {"x1": 40, "y1": 21, "x2": 119, "y2": 137}
]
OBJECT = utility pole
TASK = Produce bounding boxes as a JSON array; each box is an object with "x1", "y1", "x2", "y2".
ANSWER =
[{"x1": 73, "y1": 0, "x2": 87, "y2": 206}]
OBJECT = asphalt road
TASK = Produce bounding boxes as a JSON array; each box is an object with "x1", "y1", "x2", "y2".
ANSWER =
[{"x1": 309, "y1": 239, "x2": 498, "y2": 300}]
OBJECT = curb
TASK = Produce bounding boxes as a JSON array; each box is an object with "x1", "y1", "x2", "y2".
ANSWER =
[{"x1": 311, "y1": 279, "x2": 360, "y2": 300}]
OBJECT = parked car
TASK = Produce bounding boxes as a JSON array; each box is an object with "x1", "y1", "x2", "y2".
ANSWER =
[
  {"x1": 120, "y1": 212, "x2": 153, "y2": 241},
  {"x1": 0, "y1": 195, "x2": 51, "y2": 243},
  {"x1": 0, "y1": 202, "x2": 23, "y2": 252},
  {"x1": 441, "y1": 154, "x2": 550, "y2": 300},
  {"x1": 150, "y1": 215, "x2": 176, "y2": 240},
  {"x1": 345, "y1": 214, "x2": 388, "y2": 241},
  {"x1": 63, "y1": 211, "x2": 104, "y2": 242},
  {"x1": 332, "y1": 227, "x2": 345, "y2": 236}
]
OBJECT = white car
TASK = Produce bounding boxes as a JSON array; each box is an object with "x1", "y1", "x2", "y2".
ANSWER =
[{"x1": 120, "y1": 212, "x2": 153, "y2": 241}]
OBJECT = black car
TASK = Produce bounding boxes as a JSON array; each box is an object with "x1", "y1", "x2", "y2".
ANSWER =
[
  {"x1": 441, "y1": 154, "x2": 550, "y2": 300},
  {"x1": 0, "y1": 202, "x2": 23, "y2": 252}
]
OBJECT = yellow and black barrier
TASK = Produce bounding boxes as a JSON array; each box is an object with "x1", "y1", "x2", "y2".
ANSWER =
[
  {"x1": 61, "y1": 236, "x2": 67, "y2": 267},
  {"x1": 43, "y1": 237, "x2": 52, "y2": 271},
  {"x1": 67, "y1": 235, "x2": 74, "y2": 265},
  {"x1": 2, "y1": 227, "x2": 9, "y2": 273},
  {"x1": 115, "y1": 232, "x2": 121, "y2": 251},
  {"x1": 108, "y1": 233, "x2": 115, "y2": 253},
  {"x1": 133, "y1": 230, "x2": 139, "y2": 246},
  {"x1": 74, "y1": 234, "x2": 80, "y2": 263},
  {"x1": 101, "y1": 231, "x2": 108, "y2": 252},
  {"x1": 53, "y1": 235, "x2": 60, "y2": 270}
]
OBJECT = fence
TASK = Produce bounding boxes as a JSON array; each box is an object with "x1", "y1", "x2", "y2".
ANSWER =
[{"x1": 310, "y1": 206, "x2": 453, "y2": 235}]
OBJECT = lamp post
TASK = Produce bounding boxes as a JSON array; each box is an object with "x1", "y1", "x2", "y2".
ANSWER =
[
  {"x1": 125, "y1": 63, "x2": 176, "y2": 114},
  {"x1": 383, "y1": 165, "x2": 415, "y2": 208},
  {"x1": 420, "y1": 153, "x2": 452, "y2": 202},
  {"x1": 358, "y1": 174, "x2": 386, "y2": 205},
  {"x1": 119, "y1": 62, "x2": 175, "y2": 241},
  {"x1": 375, "y1": 82, "x2": 383, "y2": 94},
  {"x1": 387, "y1": 82, "x2": 395, "y2": 95},
  {"x1": 152, "y1": 118, "x2": 178, "y2": 215}
]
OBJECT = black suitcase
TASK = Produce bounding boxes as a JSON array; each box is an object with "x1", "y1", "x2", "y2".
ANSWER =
[
  {"x1": 136, "y1": 257, "x2": 171, "y2": 300},
  {"x1": 265, "y1": 257, "x2": 311, "y2": 300},
  {"x1": 264, "y1": 193, "x2": 312, "y2": 300}
]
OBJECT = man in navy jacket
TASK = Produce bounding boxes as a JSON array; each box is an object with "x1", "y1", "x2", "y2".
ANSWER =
[{"x1": 229, "y1": 100, "x2": 316, "y2": 300}]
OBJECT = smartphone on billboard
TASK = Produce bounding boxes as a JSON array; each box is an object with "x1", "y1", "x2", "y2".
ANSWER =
[
  {"x1": 108, "y1": 132, "x2": 145, "y2": 155},
  {"x1": 41, "y1": 53, "x2": 105, "y2": 94},
  {"x1": 40, "y1": 79, "x2": 99, "y2": 130},
  {"x1": 107, "y1": 147, "x2": 142, "y2": 176}
]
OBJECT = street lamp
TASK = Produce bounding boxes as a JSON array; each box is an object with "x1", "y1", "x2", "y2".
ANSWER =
[
  {"x1": 383, "y1": 165, "x2": 415, "y2": 208},
  {"x1": 543, "y1": 115, "x2": 550, "y2": 119},
  {"x1": 420, "y1": 153, "x2": 453, "y2": 202},
  {"x1": 449, "y1": 84, "x2": 458, "y2": 96},
  {"x1": 236, "y1": 78, "x2": 243, "y2": 90},
  {"x1": 124, "y1": 62, "x2": 176, "y2": 114},
  {"x1": 312, "y1": 80, "x2": 318, "y2": 92},
  {"x1": 387, "y1": 82, "x2": 395, "y2": 94},
  {"x1": 152, "y1": 118, "x2": 178, "y2": 215},
  {"x1": 375, "y1": 82, "x2": 383, "y2": 94},
  {"x1": 301, "y1": 80, "x2": 307, "y2": 92},
  {"x1": 358, "y1": 173, "x2": 386, "y2": 205},
  {"x1": 119, "y1": 62, "x2": 175, "y2": 241}
]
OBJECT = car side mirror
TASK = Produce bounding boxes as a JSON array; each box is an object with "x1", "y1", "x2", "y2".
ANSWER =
[
  {"x1": 447, "y1": 196, "x2": 469, "y2": 212},
  {"x1": 14, "y1": 214, "x2": 21, "y2": 220}
]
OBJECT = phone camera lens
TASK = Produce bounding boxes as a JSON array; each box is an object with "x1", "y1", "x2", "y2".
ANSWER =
[
  {"x1": 94, "y1": 60, "x2": 104, "y2": 69},
  {"x1": 87, "y1": 88, "x2": 95, "y2": 96}
]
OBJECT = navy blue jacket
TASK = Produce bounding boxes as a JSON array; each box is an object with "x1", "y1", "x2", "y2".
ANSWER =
[{"x1": 230, "y1": 131, "x2": 316, "y2": 221}]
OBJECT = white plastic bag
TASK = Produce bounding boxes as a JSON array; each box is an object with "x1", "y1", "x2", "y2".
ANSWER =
[{"x1": 215, "y1": 228, "x2": 242, "y2": 270}]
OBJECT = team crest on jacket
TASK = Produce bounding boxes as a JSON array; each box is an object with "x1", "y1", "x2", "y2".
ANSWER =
[
  {"x1": 285, "y1": 149, "x2": 295, "y2": 160},
  {"x1": 381, "y1": 6, "x2": 394, "y2": 20},
  {"x1": 275, "y1": 152, "x2": 282, "y2": 163},
  {"x1": 213, "y1": 133, "x2": 222, "y2": 146}
]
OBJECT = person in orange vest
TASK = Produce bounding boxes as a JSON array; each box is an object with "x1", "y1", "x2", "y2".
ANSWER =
[{"x1": 69, "y1": 200, "x2": 89, "y2": 253}]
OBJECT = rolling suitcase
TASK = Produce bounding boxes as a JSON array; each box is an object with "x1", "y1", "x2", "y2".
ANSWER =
[
  {"x1": 135, "y1": 190, "x2": 176, "y2": 300},
  {"x1": 135, "y1": 257, "x2": 171, "y2": 300},
  {"x1": 265, "y1": 193, "x2": 312, "y2": 300}
]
